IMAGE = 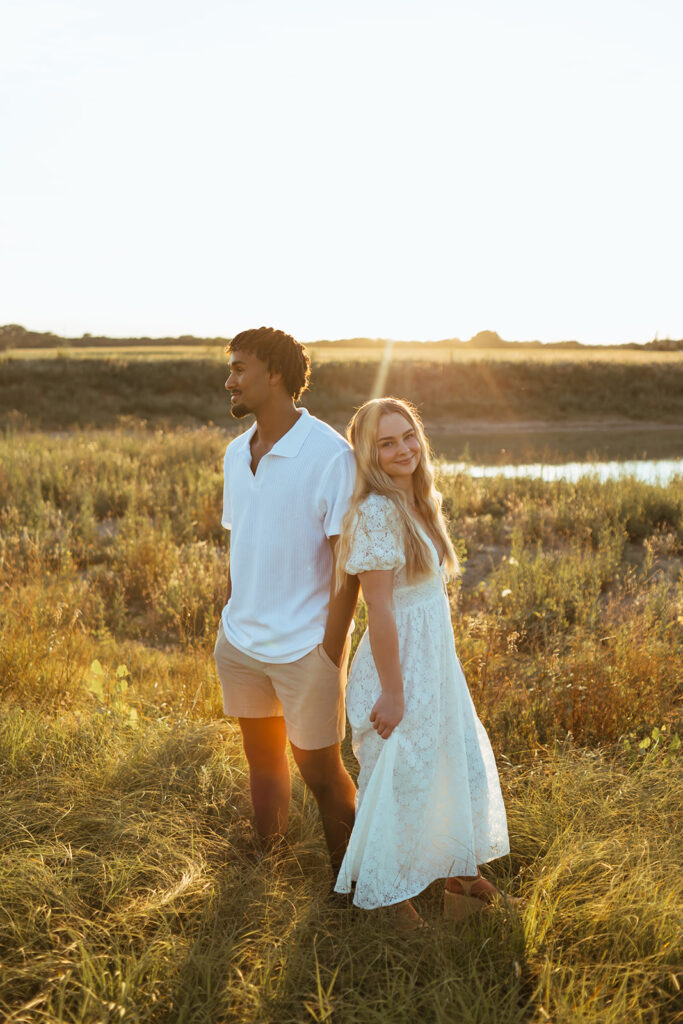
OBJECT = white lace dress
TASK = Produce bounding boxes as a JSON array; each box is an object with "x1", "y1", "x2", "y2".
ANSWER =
[{"x1": 335, "y1": 493, "x2": 510, "y2": 909}]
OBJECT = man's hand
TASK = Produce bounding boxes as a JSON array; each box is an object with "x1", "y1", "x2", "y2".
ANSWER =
[
  {"x1": 321, "y1": 639, "x2": 344, "y2": 668},
  {"x1": 370, "y1": 692, "x2": 404, "y2": 740}
]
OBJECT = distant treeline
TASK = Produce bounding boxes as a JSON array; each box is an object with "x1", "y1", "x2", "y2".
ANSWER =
[
  {"x1": 0, "y1": 325, "x2": 229, "y2": 350},
  {"x1": 2, "y1": 357, "x2": 682, "y2": 431},
  {"x1": 2, "y1": 324, "x2": 682, "y2": 352}
]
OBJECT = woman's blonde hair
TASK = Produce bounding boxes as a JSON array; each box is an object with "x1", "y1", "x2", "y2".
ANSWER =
[{"x1": 335, "y1": 397, "x2": 459, "y2": 590}]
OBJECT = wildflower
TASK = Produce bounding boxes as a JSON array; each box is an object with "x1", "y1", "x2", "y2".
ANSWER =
[{"x1": 501, "y1": 588, "x2": 512, "y2": 598}]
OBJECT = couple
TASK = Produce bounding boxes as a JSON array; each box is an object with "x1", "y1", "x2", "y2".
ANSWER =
[{"x1": 214, "y1": 327, "x2": 512, "y2": 928}]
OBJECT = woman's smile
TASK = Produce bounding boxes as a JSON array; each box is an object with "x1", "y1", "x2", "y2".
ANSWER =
[{"x1": 376, "y1": 412, "x2": 422, "y2": 479}]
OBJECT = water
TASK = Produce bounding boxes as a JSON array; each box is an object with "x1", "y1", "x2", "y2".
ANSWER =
[{"x1": 440, "y1": 458, "x2": 683, "y2": 485}]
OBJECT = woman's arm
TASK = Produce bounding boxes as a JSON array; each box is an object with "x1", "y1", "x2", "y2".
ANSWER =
[{"x1": 360, "y1": 569, "x2": 404, "y2": 740}]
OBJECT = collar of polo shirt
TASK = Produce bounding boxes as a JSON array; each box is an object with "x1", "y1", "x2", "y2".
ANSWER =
[{"x1": 243, "y1": 406, "x2": 315, "y2": 459}]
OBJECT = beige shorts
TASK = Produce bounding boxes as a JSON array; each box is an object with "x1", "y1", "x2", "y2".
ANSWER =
[{"x1": 213, "y1": 622, "x2": 349, "y2": 750}]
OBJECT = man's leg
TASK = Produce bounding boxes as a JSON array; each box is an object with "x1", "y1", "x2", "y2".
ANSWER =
[
  {"x1": 290, "y1": 742, "x2": 356, "y2": 873},
  {"x1": 239, "y1": 717, "x2": 291, "y2": 842}
]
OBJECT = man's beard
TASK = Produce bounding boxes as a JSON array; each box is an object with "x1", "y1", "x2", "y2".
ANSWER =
[{"x1": 230, "y1": 402, "x2": 250, "y2": 419}]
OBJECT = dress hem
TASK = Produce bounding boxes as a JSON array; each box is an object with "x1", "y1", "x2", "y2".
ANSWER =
[{"x1": 334, "y1": 847, "x2": 510, "y2": 910}]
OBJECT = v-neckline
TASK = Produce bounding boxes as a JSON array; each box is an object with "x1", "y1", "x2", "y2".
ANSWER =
[{"x1": 414, "y1": 520, "x2": 445, "y2": 568}]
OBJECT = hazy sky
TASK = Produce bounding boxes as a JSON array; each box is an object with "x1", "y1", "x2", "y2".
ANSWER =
[{"x1": 2, "y1": 0, "x2": 682, "y2": 343}]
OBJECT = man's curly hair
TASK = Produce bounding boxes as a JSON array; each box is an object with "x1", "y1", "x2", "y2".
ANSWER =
[{"x1": 227, "y1": 327, "x2": 311, "y2": 401}]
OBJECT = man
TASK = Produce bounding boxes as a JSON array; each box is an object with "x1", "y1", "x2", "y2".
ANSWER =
[{"x1": 214, "y1": 326, "x2": 359, "y2": 877}]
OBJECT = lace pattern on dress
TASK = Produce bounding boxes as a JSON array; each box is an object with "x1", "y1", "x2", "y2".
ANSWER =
[{"x1": 345, "y1": 493, "x2": 406, "y2": 575}]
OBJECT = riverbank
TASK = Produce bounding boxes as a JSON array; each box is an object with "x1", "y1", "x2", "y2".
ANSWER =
[
  {"x1": 428, "y1": 420, "x2": 683, "y2": 462},
  {"x1": 2, "y1": 356, "x2": 682, "y2": 461}
]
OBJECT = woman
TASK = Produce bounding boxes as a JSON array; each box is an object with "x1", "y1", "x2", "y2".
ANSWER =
[{"x1": 334, "y1": 397, "x2": 513, "y2": 927}]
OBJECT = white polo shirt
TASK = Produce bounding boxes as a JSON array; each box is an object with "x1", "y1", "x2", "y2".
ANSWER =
[{"x1": 221, "y1": 407, "x2": 356, "y2": 663}]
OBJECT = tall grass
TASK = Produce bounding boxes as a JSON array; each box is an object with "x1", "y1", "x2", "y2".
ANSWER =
[
  {"x1": 1, "y1": 429, "x2": 680, "y2": 748},
  {"x1": 1, "y1": 428, "x2": 681, "y2": 1022}
]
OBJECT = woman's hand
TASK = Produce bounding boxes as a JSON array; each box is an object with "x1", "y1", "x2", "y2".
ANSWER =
[{"x1": 370, "y1": 692, "x2": 404, "y2": 740}]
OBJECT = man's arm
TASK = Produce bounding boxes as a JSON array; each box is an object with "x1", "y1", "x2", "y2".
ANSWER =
[{"x1": 321, "y1": 536, "x2": 360, "y2": 667}]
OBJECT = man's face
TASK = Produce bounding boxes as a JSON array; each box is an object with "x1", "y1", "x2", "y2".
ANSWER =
[{"x1": 225, "y1": 349, "x2": 272, "y2": 418}]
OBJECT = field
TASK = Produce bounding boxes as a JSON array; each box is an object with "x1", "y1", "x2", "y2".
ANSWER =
[
  {"x1": 1, "y1": 422, "x2": 682, "y2": 1023},
  {"x1": 311, "y1": 345, "x2": 683, "y2": 365},
  {"x1": 3, "y1": 342, "x2": 683, "y2": 365}
]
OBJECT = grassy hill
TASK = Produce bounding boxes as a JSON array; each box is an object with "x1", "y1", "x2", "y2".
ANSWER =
[{"x1": 2, "y1": 356, "x2": 682, "y2": 432}]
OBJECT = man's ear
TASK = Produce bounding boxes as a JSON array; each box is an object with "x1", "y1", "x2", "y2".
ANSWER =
[{"x1": 267, "y1": 370, "x2": 284, "y2": 389}]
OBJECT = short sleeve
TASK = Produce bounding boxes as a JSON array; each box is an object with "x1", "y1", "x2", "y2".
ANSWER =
[
  {"x1": 315, "y1": 448, "x2": 356, "y2": 538},
  {"x1": 345, "y1": 496, "x2": 405, "y2": 574},
  {"x1": 221, "y1": 447, "x2": 231, "y2": 530}
]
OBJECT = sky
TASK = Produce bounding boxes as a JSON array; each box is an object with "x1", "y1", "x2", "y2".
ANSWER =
[{"x1": 2, "y1": 0, "x2": 682, "y2": 344}]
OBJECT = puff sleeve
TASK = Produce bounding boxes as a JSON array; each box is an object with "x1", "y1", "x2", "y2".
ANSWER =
[{"x1": 345, "y1": 495, "x2": 406, "y2": 574}]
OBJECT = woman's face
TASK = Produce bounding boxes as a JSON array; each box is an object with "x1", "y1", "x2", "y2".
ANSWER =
[{"x1": 375, "y1": 411, "x2": 422, "y2": 480}]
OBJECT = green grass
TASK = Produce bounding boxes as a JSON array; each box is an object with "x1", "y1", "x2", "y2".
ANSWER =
[{"x1": 1, "y1": 427, "x2": 681, "y2": 1022}]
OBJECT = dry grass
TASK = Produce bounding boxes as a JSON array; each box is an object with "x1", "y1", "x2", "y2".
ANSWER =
[
  {"x1": 1, "y1": 429, "x2": 681, "y2": 745},
  {"x1": 0, "y1": 710, "x2": 680, "y2": 1024},
  {"x1": 1, "y1": 427, "x2": 681, "y2": 1022}
]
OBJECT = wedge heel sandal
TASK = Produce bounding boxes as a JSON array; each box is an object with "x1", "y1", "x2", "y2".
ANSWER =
[{"x1": 443, "y1": 889, "x2": 489, "y2": 921}]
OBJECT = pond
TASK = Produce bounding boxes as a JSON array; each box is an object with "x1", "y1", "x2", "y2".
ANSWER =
[{"x1": 440, "y1": 458, "x2": 683, "y2": 485}]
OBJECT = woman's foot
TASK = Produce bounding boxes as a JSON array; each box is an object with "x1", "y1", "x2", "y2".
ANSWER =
[
  {"x1": 386, "y1": 900, "x2": 427, "y2": 931},
  {"x1": 446, "y1": 873, "x2": 501, "y2": 903},
  {"x1": 444, "y1": 873, "x2": 524, "y2": 920}
]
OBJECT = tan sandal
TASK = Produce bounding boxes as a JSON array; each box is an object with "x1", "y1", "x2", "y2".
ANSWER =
[
  {"x1": 443, "y1": 877, "x2": 491, "y2": 921},
  {"x1": 443, "y1": 876, "x2": 525, "y2": 921}
]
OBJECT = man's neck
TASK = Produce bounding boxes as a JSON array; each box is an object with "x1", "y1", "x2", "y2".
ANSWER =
[{"x1": 253, "y1": 400, "x2": 301, "y2": 450}]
